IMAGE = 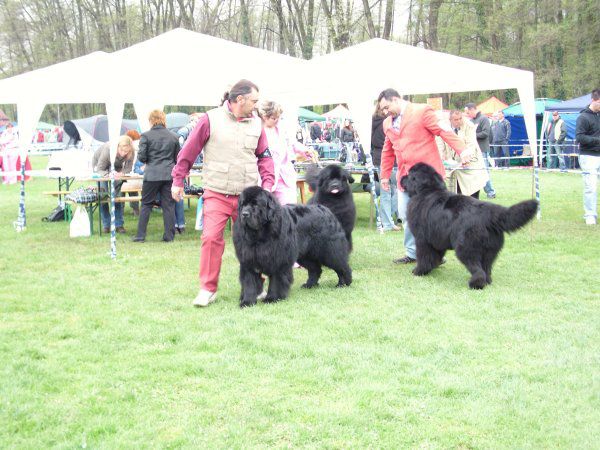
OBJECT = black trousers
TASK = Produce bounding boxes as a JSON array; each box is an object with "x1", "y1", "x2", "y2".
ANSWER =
[{"x1": 135, "y1": 180, "x2": 176, "y2": 241}]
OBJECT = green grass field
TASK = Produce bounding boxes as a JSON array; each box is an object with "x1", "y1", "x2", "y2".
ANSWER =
[{"x1": 1, "y1": 157, "x2": 598, "y2": 448}]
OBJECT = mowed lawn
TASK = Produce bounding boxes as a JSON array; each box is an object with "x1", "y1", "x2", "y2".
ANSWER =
[{"x1": 1, "y1": 157, "x2": 598, "y2": 448}]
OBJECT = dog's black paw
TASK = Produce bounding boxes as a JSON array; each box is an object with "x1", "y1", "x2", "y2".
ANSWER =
[
  {"x1": 263, "y1": 296, "x2": 283, "y2": 304},
  {"x1": 240, "y1": 299, "x2": 257, "y2": 308},
  {"x1": 468, "y1": 279, "x2": 487, "y2": 290},
  {"x1": 301, "y1": 282, "x2": 318, "y2": 289},
  {"x1": 412, "y1": 267, "x2": 430, "y2": 276}
]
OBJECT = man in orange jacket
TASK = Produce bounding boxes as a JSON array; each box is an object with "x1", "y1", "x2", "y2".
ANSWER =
[{"x1": 378, "y1": 89, "x2": 473, "y2": 264}]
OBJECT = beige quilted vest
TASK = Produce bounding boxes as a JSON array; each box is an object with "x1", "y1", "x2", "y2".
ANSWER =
[{"x1": 203, "y1": 105, "x2": 262, "y2": 195}]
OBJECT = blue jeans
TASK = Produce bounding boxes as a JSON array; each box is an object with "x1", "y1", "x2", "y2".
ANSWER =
[
  {"x1": 579, "y1": 154, "x2": 600, "y2": 220},
  {"x1": 546, "y1": 143, "x2": 566, "y2": 170},
  {"x1": 398, "y1": 190, "x2": 416, "y2": 258},
  {"x1": 379, "y1": 167, "x2": 399, "y2": 230},
  {"x1": 99, "y1": 181, "x2": 124, "y2": 228},
  {"x1": 175, "y1": 199, "x2": 185, "y2": 228},
  {"x1": 482, "y1": 152, "x2": 496, "y2": 196}
]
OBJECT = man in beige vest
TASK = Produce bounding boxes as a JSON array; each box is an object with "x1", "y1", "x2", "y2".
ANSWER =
[
  {"x1": 171, "y1": 79, "x2": 275, "y2": 307},
  {"x1": 438, "y1": 110, "x2": 488, "y2": 198}
]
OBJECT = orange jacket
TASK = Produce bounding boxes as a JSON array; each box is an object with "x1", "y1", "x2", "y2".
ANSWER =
[{"x1": 380, "y1": 103, "x2": 466, "y2": 187}]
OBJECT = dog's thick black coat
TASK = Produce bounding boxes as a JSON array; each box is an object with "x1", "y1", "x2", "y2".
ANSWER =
[
  {"x1": 306, "y1": 164, "x2": 356, "y2": 249},
  {"x1": 400, "y1": 163, "x2": 538, "y2": 289},
  {"x1": 233, "y1": 186, "x2": 352, "y2": 307}
]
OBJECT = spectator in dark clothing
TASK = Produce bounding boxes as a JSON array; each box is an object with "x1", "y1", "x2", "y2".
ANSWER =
[
  {"x1": 466, "y1": 103, "x2": 496, "y2": 198},
  {"x1": 371, "y1": 114, "x2": 385, "y2": 167},
  {"x1": 372, "y1": 105, "x2": 399, "y2": 231},
  {"x1": 340, "y1": 120, "x2": 355, "y2": 143},
  {"x1": 576, "y1": 88, "x2": 600, "y2": 225},
  {"x1": 309, "y1": 121, "x2": 322, "y2": 141},
  {"x1": 491, "y1": 111, "x2": 511, "y2": 168},
  {"x1": 133, "y1": 109, "x2": 181, "y2": 243}
]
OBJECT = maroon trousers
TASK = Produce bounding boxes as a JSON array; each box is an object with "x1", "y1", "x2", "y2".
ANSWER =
[{"x1": 199, "y1": 189, "x2": 239, "y2": 292}]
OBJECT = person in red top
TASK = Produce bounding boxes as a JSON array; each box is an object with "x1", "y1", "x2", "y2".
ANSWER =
[
  {"x1": 378, "y1": 88, "x2": 473, "y2": 264},
  {"x1": 171, "y1": 79, "x2": 275, "y2": 307}
]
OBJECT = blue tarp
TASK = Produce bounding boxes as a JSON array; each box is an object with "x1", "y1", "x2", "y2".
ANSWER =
[
  {"x1": 545, "y1": 94, "x2": 591, "y2": 113},
  {"x1": 502, "y1": 98, "x2": 562, "y2": 116},
  {"x1": 543, "y1": 94, "x2": 591, "y2": 140},
  {"x1": 504, "y1": 115, "x2": 577, "y2": 142}
]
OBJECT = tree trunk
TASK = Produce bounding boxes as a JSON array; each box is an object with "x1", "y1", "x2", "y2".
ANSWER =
[
  {"x1": 239, "y1": 0, "x2": 254, "y2": 46},
  {"x1": 382, "y1": 0, "x2": 394, "y2": 40},
  {"x1": 361, "y1": 0, "x2": 377, "y2": 38}
]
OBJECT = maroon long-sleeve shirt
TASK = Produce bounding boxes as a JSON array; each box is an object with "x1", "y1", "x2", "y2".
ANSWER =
[{"x1": 171, "y1": 107, "x2": 274, "y2": 191}]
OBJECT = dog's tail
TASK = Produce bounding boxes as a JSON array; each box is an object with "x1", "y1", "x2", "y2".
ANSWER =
[{"x1": 499, "y1": 199, "x2": 538, "y2": 232}]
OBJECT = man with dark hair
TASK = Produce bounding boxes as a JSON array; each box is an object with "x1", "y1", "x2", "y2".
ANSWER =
[
  {"x1": 171, "y1": 79, "x2": 275, "y2": 306},
  {"x1": 575, "y1": 88, "x2": 600, "y2": 225},
  {"x1": 378, "y1": 89, "x2": 472, "y2": 264},
  {"x1": 466, "y1": 103, "x2": 496, "y2": 198}
]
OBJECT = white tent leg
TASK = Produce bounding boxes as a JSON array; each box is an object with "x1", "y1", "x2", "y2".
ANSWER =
[
  {"x1": 517, "y1": 80, "x2": 540, "y2": 219},
  {"x1": 15, "y1": 102, "x2": 45, "y2": 232},
  {"x1": 106, "y1": 102, "x2": 125, "y2": 259}
]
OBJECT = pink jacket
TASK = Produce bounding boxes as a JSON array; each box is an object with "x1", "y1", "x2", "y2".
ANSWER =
[{"x1": 265, "y1": 126, "x2": 297, "y2": 190}]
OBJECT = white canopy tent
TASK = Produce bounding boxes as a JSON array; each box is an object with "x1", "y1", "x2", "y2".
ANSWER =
[
  {"x1": 323, "y1": 104, "x2": 352, "y2": 120},
  {"x1": 109, "y1": 28, "x2": 307, "y2": 137},
  {"x1": 300, "y1": 39, "x2": 537, "y2": 169},
  {"x1": 0, "y1": 30, "x2": 539, "y2": 241},
  {"x1": 0, "y1": 51, "x2": 114, "y2": 160},
  {"x1": 0, "y1": 29, "x2": 307, "y2": 245}
]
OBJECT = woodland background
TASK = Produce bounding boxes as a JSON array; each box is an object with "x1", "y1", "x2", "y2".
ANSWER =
[{"x1": 1, "y1": 0, "x2": 598, "y2": 122}]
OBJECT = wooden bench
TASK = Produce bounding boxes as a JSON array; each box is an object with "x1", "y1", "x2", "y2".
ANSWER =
[{"x1": 43, "y1": 190, "x2": 71, "y2": 196}]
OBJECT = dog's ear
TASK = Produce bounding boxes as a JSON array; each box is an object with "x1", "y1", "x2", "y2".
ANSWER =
[
  {"x1": 265, "y1": 193, "x2": 278, "y2": 221},
  {"x1": 238, "y1": 191, "x2": 246, "y2": 212},
  {"x1": 400, "y1": 175, "x2": 408, "y2": 191}
]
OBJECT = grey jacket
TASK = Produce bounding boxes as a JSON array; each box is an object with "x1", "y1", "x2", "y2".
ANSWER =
[
  {"x1": 137, "y1": 125, "x2": 180, "y2": 181},
  {"x1": 92, "y1": 142, "x2": 134, "y2": 176},
  {"x1": 491, "y1": 119, "x2": 511, "y2": 144},
  {"x1": 471, "y1": 112, "x2": 491, "y2": 153},
  {"x1": 546, "y1": 118, "x2": 567, "y2": 144}
]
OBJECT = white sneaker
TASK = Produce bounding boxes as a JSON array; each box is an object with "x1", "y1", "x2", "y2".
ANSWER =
[
  {"x1": 585, "y1": 217, "x2": 596, "y2": 225},
  {"x1": 193, "y1": 289, "x2": 217, "y2": 307}
]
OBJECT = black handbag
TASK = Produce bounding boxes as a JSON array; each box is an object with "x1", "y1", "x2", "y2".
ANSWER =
[{"x1": 42, "y1": 205, "x2": 65, "y2": 222}]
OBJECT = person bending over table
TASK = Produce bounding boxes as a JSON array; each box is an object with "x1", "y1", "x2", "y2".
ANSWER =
[{"x1": 92, "y1": 135, "x2": 135, "y2": 233}]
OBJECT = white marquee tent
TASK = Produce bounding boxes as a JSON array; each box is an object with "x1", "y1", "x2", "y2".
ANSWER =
[
  {"x1": 0, "y1": 29, "x2": 538, "y2": 248},
  {"x1": 0, "y1": 30, "x2": 537, "y2": 165},
  {"x1": 299, "y1": 38, "x2": 538, "y2": 171}
]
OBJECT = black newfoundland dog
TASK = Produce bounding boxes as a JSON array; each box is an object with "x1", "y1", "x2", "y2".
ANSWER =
[
  {"x1": 233, "y1": 186, "x2": 352, "y2": 307},
  {"x1": 306, "y1": 164, "x2": 356, "y2": 249},
  {"x1": 400, "y1": 163, "x2": 538, "y2": 289}
]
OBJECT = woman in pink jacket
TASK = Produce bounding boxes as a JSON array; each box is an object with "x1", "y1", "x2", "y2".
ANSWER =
[{"x1": 258, "y1": 101, "x2": 297, "y2": 205}]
